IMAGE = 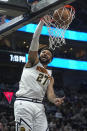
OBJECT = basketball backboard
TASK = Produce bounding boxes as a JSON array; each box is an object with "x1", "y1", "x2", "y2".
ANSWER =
[{"x1": 0, "y1": 0, "x2": 75, "y2": 39}]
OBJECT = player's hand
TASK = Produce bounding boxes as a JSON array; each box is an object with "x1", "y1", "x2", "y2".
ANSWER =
[
  {"x1": 41, "y1": 15, "x2": 52, "y2": 24},
  {"x1": 54, "y1": 96, "x2": 65, "y2": 106}
]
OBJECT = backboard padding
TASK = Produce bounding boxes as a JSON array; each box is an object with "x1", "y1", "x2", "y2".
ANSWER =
[{"x1": 0, "y1": 0, "x2": 75, "y2": 39}]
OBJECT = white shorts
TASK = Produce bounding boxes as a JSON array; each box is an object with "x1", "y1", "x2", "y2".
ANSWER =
[{"x1": 14, "y1": 99, "x2": 49, "y2": 131}]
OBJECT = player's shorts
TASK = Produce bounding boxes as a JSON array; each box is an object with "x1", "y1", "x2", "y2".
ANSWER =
[{"x1": 14, "y1": 99, "x2": 49, "y2": 131}]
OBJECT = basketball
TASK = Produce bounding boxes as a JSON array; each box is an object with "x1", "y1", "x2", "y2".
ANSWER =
[{"x1": 53, "y1": 6, "x2": 72, "y2": 27}]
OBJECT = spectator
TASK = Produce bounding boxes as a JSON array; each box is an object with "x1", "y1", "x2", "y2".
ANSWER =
[{"x1": 0, "y1": 122, "x2": 4, "y2": 131}]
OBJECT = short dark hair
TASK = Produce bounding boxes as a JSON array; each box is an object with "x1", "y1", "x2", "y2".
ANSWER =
[{"x1": 40, "y1": 47, "x2": 54, "y2": 60}]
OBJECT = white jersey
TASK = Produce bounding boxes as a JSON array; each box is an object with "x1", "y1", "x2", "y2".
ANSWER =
[{"x1": 16, "y1": 62, "x2": 51, "y2": 100}]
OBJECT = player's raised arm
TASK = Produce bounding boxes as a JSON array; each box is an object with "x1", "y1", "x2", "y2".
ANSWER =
[{"x1": 27, "y1": 20, "x2": 44, "y2": 66}]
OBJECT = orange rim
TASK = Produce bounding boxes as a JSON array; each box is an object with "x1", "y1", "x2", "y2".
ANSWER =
[{"x1": 64, "y1": 5, "x2": 75, "y2": 12}]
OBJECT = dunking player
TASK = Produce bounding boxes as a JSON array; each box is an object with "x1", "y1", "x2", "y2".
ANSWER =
[{"x1": 14, "y1": 18, "x2": 65, "y2": 131}]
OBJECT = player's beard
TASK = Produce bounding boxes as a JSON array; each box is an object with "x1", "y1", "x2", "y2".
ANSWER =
[{"x1": 39, "y1": 56, "x2": 51, "y2": 65}]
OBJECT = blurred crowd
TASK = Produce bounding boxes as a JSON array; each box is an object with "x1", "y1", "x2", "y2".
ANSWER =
[{"x1": 0, "y1": 82, "x2": 87, "y2": 131}]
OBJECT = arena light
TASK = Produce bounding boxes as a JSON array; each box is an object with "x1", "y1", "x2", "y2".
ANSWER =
[
  {"x1": 18, "y1": 24, "x2": 87, "y2": 42},
  {"x1": 5, "y1": 19, "x2": 87, "y2": 42},
  {"x1": 48, "y1": 58, "x2": 87, "y2": 71},
  {"x1": 25, "y1": 54, "x2": 87, "y2": 71}
]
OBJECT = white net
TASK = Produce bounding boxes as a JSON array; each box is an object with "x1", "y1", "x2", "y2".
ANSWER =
[{"x1": 42, "y1": 5, "x2": 75, "y2": 50}]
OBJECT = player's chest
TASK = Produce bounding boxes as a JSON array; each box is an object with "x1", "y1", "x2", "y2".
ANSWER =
[{"x1": 27, "y1": 66, "x2": 49, "y2": 86}]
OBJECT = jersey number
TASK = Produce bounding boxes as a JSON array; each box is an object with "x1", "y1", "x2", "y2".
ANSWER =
[{"x1": 36, "y1": 73, "x2": 48, "y2": 85}]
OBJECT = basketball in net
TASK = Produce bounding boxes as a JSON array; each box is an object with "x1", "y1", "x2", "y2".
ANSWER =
[
  {"x1": 42, "y1": 5, "x2": 75, "y2": 50},
  {"x1": 53, "y1": 5, "x2": 75, "y2": 28}
]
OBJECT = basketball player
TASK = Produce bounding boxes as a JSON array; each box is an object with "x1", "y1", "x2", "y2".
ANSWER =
[{"x1": 14, "y1": 18, "x2": 65, "y2": 131}]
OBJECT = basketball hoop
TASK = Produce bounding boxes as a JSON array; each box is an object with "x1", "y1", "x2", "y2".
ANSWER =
[{"x1": 42, "y1": 5, "x2": 75, "y2": 50}]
